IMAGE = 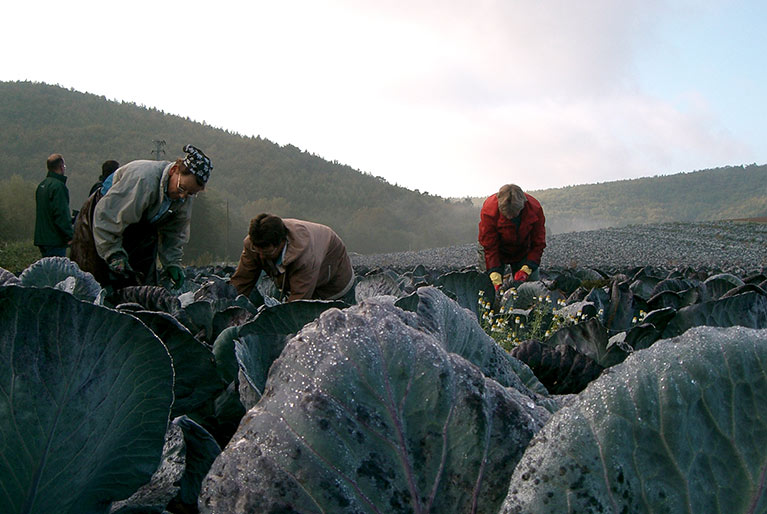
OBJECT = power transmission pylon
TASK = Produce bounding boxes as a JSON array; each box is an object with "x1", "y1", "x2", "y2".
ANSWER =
[{"x1": 151, "y1": 140, "x2": 166, "y2": 160}]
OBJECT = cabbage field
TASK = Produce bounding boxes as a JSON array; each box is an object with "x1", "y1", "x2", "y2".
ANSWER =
[{"x1": 2, "y1": 222, "x2": 767, "y2": 513}]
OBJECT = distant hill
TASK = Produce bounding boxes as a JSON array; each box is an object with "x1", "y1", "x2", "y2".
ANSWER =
[
  {"x1": 529, "y1": 164, "x2": 767, "y2": 234},
  {"x1": 1, "y1": 80, "x2": 765, "y2": 261},
  {"x1": 0, "y1": 81, "x2": 478, "y2": 257}
]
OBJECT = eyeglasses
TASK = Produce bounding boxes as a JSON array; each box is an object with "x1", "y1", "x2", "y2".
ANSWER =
[{"x1": 176, "y1": 174, "x2": 197, "y2": 197}]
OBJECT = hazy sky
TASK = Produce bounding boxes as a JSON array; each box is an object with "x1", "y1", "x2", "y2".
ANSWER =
[{"x1": 2, "y1": 0, "x2": 764, "y2": 197}]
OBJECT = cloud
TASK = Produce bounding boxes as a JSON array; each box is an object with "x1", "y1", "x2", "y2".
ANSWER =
[
  {"x1": 1, "y1": 0, "x2": 756, "y2": 198},
  {"x1": 271, "y1": 0, "x2": 750, "y2": 196}
]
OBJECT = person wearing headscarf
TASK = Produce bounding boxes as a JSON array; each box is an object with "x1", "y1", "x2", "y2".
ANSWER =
[
  {"x1": 478, "y1": 183, "x2": 546, "y2": 290},
  {"x1": 71, "y1": 144, "x2": 212, "y2": 289}
]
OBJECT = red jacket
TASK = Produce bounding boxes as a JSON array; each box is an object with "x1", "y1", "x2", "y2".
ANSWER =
[{"x1": 478, "y1": 193, "x2": 546, "y2": 271}]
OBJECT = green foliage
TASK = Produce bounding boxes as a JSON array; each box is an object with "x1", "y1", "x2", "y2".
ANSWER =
[
  {"x1": 235, "y1": 299, "x2": 348, "y2": 404},
  {"x1": 201, "y1": 297, "x2": 550, "y2": 513},
  {"x1": 0, "y1": 175, "x2": 37, "y2": 242},
  {"x1": 479, "y1": 289, "x2": 571, "y2": 350},
  {"x1": 3, "y1": 80, "x2": 765, "y2": 259},
  {"x1": 0, "y1": 286, "x2": 173, "y2": 514},
  {"x1": 477, "y1": 288, "x2": 641, "y2": 351},
  {"x1": 19, "y1": 256, "x2": 103, "y2": 302},
  {"x1": 0, "y1": 239, "x2": 39, "y2": 274},
  {"x1": 531, "y1": 164, "x2": 767, "y2": 233},
  {"x1": 504, "y1": 326, "x2": 767, "y2": 513},
  {"x1": 0, "y1": 81, "x2": 479, "y2": 256}
]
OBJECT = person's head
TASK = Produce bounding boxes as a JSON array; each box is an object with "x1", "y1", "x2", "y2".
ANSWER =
[
  {"x1": 47, "y1": 154, "x2": 65, "y2": 174},
  {"x1": 168, "y1": 161, "x2": 205, "y2": 200},
  {"x1": 181, "y1": 144, "x2": 213, "y2": 186},
  {"x1": 100, "y1": 160, "x2": 119, "y2": 180},
  {"x1": 167, "y1": 144, "x2": 212, "y2": 200},
  {"x1": 497, "y1": 184, "x2": 527, "y2": 219},
  {"x1": 249, "y1": 213, "x2": 288, "y2": 259}
]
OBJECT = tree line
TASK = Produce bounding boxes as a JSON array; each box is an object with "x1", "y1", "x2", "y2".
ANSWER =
[
  {"x1": 531, "y1": 164, "x2": 767, "y2": 233},
  {"x1": 1, "y1": 80, "x2": 765, "y2": 263},
  {"x1": 0, "y1": 81, "x2": 480, "y2": 260}
]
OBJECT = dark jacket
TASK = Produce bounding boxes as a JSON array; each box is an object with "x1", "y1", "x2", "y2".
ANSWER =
[
  {"x1": 230, "y1": 219, "x2": 354, "y2": 301},
  {"x1": 88, "y1": 181, "x2": 104, "y2": 196},
  {"x1": 478, "y1": 192, "x2": 546, "y2": 272},
  {"x1": 34, "y1": 171, "x2": 73, "y2": 247}
]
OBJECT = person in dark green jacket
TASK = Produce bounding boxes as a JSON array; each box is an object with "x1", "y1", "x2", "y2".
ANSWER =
[{"x1": 34, "y1": 153, "x2": 74, "y2": 257}]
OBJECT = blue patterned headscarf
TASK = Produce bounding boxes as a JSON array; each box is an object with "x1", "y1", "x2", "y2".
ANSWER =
[{"x1": 182, "y1": 144, "x2": 212, "y2": 184}]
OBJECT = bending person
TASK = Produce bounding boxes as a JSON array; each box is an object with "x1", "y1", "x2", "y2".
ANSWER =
[
  {"x1": 71, "y1": 144, "x2": 212, "y2": 289},
  {"x1": 230, "y1": 213, "x2": 355, "y2": 303},
  {"x1": 478, "y1": 183, "x2": 546, "y2": 291}
]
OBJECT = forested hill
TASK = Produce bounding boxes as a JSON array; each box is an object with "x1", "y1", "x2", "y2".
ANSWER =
[
  {"x1": 0, "y1": 81, "x2": 478, "y2": 257},
  {"x1": 1, "y1": 81, "x2": 765, "y2": 260},
  {"x1": 530, "y1": 163, "x2": 767, "y2": 233}
]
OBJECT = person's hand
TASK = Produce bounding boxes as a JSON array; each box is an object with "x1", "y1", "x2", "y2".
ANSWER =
[
  {"x1": 107, "y1": 253, "x2": 133, "y2": 277},
  {"x1": 489, "y1": 271, "x2": 503, "y2": 292},
  {"x1": 514, "y1": 265, "x2": 533, "y2": 282},
  {"x1": 166, "y1": 264, "x2": 185, "y2": 288}
]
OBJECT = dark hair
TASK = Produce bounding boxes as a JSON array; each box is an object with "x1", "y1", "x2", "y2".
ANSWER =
[
  {"x1": 100, "y1": 160, "x2": 119, "y2": 179},
  {"x1": 47, "y1": 154, "x2": 64, "y2": 173},
  {"x1": 249, "y1": 213, "x2": 287, "y2": 247}
]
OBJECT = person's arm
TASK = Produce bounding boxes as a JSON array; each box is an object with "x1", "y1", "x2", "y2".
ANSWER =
[
  {"x1": 156, "y1": 202, "x2": 192, "y2": 267},
  {"x1": 51, "y1": 184, "x2": 74, "y2": 242},
  {"x1": 478, "y1": 208, "x2": 502, "y2": 272},
  {"x1": 525, "y1": 210, "x2": 547, "y2": 270},
  {"x1": 229, "y1": 243, "x2": 263, "y2": 297}
]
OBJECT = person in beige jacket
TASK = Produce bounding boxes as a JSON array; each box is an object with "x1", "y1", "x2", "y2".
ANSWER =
[{"x1": 230, "y1": 214, "x2": 355, "y2": 302}]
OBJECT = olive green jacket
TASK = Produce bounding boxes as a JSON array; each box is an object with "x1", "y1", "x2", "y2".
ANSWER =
[{"x1": 34, "y1": 171, "x2": 73, "y2": 247}]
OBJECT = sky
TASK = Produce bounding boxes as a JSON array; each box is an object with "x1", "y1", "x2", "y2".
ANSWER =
[{"x1": 2, "y1": 0, "x2": 764, "y2": 198}]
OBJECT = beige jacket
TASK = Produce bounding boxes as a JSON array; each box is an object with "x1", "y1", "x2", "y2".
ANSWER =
[{"x1": 230, "y1": 219, "x2": 354, "y2": 301}]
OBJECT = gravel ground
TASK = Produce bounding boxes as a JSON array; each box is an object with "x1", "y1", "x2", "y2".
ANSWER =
[{"x1": 350, "y1": 221, "x2": 767, "y2": 276}]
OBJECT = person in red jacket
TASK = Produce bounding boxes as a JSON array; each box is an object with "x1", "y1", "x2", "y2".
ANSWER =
[{"x1": 478, "y1": 184, "x2": 546, "y2": 290}]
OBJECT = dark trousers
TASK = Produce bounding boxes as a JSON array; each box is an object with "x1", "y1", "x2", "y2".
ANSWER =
[
  {"x1": 110, "y1": 221, "x2": 159, "y2": 288},
  {"x1": 38, "y1": 246, "x2": 67, "y2": 257}
]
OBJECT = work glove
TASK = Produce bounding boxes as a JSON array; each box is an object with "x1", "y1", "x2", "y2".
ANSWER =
[
  {"x1": 107, "y1": 253, "x2": 134, "y2": 277},
  {"x1": 489, "y1": 271, "x2": 503, "y2": 292},
  {"x1": 514, "y1": 265, "x2": 533, "y2": 282},
  {"x1": 166, "y1": 264, "x2": 185, "y2": 289}
]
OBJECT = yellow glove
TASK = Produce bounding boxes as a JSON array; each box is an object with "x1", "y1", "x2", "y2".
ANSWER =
[
  {"x1": 514, "y1": 265, "x2": 533, "y2": 282},
  {"x1": 489, "y1": 272, "x2": 502, "y2": 291}
]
